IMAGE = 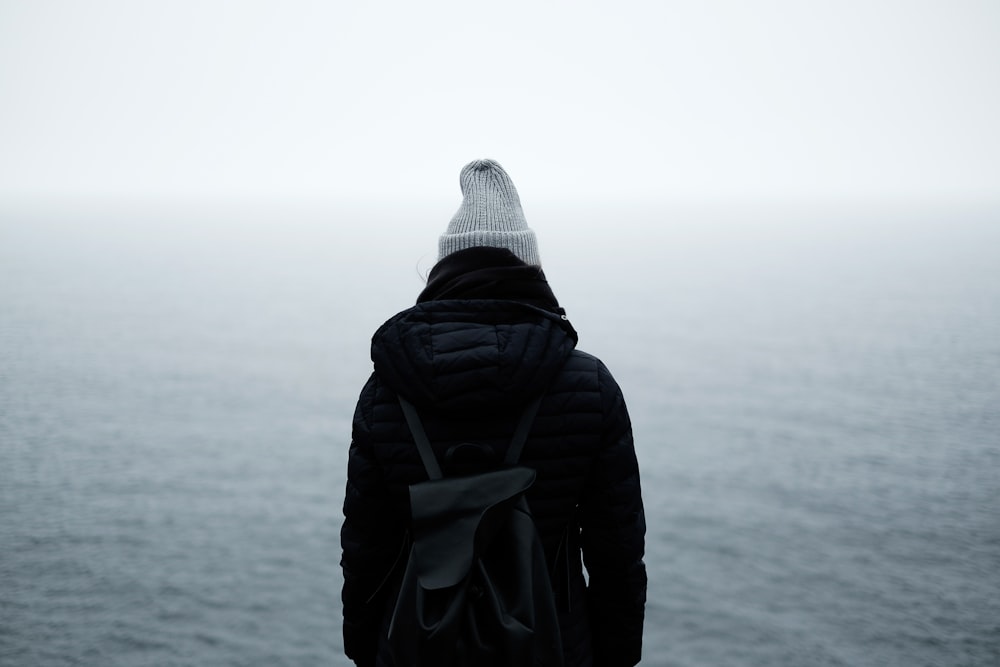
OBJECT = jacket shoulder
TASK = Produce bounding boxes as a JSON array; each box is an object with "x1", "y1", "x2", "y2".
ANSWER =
[{"x1": 557, "y1": 349, "x2": 624, "y2": 397}]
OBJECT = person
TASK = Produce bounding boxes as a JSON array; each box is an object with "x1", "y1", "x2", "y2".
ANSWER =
[{"x1": 341, "y1": 159, "x2": 647, "y2": 667}]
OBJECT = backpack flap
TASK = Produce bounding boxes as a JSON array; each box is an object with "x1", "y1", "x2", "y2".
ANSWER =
[{"x1": 409, "y1": 467, "x2": 537, "y2": 590}]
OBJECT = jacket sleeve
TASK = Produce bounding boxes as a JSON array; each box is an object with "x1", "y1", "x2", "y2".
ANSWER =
[
  {"x1": 580, "y1": 361, "x2": 647, "y2": 667},
  {"x1": 341, "y1": 375, "x2": 400, "y2": 667}
]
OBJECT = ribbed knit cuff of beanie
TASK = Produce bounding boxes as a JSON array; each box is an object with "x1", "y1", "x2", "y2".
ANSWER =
[{"x1": 438, "y1": 159, "x2": 541, "y2": 266}]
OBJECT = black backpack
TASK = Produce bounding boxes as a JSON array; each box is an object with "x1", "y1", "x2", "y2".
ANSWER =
[{"x1": 387, "y1": 393, "x2": 564, "y2": 667}]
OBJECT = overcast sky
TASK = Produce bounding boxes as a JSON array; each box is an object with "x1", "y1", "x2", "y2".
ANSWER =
[{"x1": 1, "y1": 0, "x2": 998, "y2": 204}]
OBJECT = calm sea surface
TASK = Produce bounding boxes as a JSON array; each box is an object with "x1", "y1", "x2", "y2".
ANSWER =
[{"x1": 1, "y1": 200, "x2": 998, "y2": 666}]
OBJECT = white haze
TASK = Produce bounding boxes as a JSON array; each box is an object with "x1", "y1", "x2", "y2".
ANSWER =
[{"x1": 1, "y1": 0, "x2": 998, "y2": 205}]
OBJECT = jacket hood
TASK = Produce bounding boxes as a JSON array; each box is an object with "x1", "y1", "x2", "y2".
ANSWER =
[{"x1": 371, "y1": 299, "x2": 577, "y2": 413}]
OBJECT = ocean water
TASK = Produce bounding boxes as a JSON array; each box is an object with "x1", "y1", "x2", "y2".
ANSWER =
[{"x1": 1, "y1": 200, "x2": 998, "y2": 667}]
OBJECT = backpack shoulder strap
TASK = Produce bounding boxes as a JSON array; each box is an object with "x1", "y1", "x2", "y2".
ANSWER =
[
  {"x1": 396, "y1": 391, "x2": 546, "y2": 476},
  {"x1": 504, "y1": 392, "x2": 545, "y2": 465},
  {"x1": 397, "y1": 396, "x2": 443, "y2": 480}
]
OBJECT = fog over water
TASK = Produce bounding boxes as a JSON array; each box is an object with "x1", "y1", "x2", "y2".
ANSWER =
[
  {"x1": 2, "y1": 200, "x2": 998, "y2": 666},
  {"x1": 3, "y1": 3, "x2": 999, "y2": 664}
]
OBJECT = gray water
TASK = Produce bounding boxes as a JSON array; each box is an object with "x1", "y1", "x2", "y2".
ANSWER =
[{"x1": 1, "y1": 200, "x2": 998, "y2": 667}]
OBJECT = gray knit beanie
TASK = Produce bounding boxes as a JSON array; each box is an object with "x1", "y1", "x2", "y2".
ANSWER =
[{"x1": 438, "y1": 159, "x2": 540, "y2": 265}]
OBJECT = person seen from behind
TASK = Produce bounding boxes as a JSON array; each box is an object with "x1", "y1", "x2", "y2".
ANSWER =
[{"x1": 341, "y1": 159, "x2": 647, "y2": 666}]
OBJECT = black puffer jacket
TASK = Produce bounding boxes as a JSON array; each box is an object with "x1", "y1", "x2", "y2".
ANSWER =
[{"x1": 341, "y1": 249, "x2": 646, "y2": 667}]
